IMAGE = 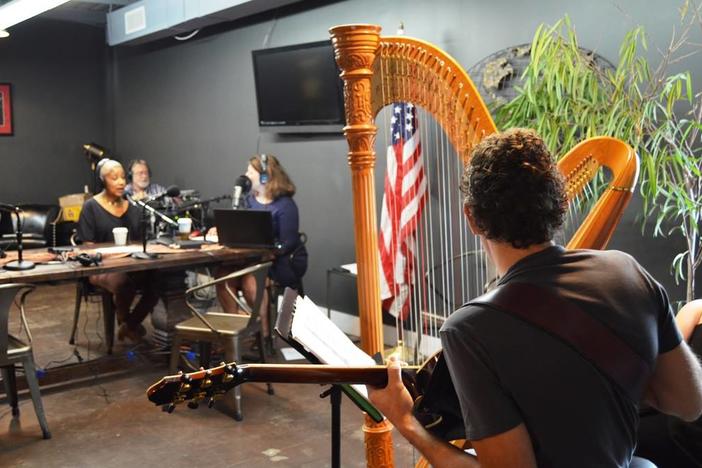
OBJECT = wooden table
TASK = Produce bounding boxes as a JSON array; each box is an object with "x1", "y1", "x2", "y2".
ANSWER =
[
  {"x1": 0, "y1": 243, "x2": 272, "y2": 284},
  {"x1": 0, "y1": 243, "x2": 273, "y2": 391}
]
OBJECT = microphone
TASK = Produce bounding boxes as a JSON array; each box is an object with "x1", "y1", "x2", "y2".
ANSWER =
[
  {"x1": 83, "y1": 143, "x2": 109, "y2": 159},
  {"x1": 232, "y1": 175, "x2": 251, "y2": 209},
  {"x1": 145, "y1": 185, "x2": 180, "y2": 203}
]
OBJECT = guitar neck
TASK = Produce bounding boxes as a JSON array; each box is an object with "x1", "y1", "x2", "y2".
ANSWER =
[
  {"x1": 237, "y1": 363, "x2": 391, "y2": 387},
  {"x1": 147, "y1": 362, "x2": 423, "y2": 407}
]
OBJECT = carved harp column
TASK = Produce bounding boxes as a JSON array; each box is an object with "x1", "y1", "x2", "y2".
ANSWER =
[
  {"x1": 330, "y1": 24, "x2": 395, "y2": 468},
  {"x1": 330, "y1": 25, "x2": 384, "y2": 356}
]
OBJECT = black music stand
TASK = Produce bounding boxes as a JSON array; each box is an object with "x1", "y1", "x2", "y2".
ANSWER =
[{"x1": 275, "y1": 288, "x2": 384, "y2": 468}]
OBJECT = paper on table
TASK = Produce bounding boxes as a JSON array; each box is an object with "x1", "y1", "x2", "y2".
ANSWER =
[
  {"x1": 190, "y1": 235, "x2": 219, "y2": 243},
  {"x1": 92, "y1": 245, "x2": 144, "y2": 255},
  {"x1": 340, "y1": 263, "x2": 357, "y2": 275},
  {"x1": 290, "y1": 294, "x2": 375, "y2": 397}
]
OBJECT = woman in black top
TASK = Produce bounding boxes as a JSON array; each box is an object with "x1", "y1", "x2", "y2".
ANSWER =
[{"x1": 77, "y1": 159, "x2": 159, "y2": 342}]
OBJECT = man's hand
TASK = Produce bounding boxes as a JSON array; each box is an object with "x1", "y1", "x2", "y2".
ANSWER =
[{"x1": 367, "y1": 355, "x2": 416, "y2": 431}]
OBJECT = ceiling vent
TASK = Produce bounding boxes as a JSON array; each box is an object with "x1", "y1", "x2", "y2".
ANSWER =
[{"x1": 106, "y1": 0, "x2": 301, "y2": 46}]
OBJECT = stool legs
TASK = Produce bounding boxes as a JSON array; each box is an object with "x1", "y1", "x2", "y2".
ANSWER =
[
  {"x1": 255, "y1": 333, "x2": 275, "y2": 396},
  {"x1": 228, "y1": 337, "x2": 243, "y2": 421},
  {"x1": 1, "y1": 362, "x2": 51, "y2": 439},
  {"x1": 102, "y1": 292, "x2": 115, "y2": 355},
  {"x1": 1, "y1": 366, "x2": 19, "y2": 417},
  {"x1": 169, "y1": 334, "x2": 183, "y2": 374},
  {"x1": 69, "y1": 283, "x2": 83, "y2": 345},
  {"x1": 69, "y1": 284, "x2": 116, "y2": 355},
  {"x1": 22, "y1": 358, "x2": 51, "y2": 439}
]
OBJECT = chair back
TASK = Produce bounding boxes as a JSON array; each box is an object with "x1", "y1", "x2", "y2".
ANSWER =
[
  {"x1": 184, "y1": 262, "x2": 273, "y2": 334},
  {"x1": 0, "y1": 283, "x2": 34, "y2": 364},
  {"x1": 18, "y1": 204, "x2": 61, "y2": 240},
  {"x1": 1, "y1": 205, "x2": 61, "y2": 249}
]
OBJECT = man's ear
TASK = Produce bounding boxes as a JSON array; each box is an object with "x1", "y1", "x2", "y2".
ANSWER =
[{"x1": 464, "y1": 205, "x2": 480, "y2": 236}]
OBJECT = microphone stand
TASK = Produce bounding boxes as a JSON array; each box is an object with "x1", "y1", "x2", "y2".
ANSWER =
[
  {"x1": 126, "y1": 195, "x2": 176, "y2": 260},
  {"x1": 1, "y1": 207, "x2": 35, "y2": 271}
]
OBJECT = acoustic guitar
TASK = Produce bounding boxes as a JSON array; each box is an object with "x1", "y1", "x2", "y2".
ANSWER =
[{"x1": 147, "y1": 351, "x2": 465, "y2": 440}]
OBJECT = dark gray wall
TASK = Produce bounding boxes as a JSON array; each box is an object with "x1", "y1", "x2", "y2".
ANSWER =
[
  {"x1": 110, "y1": 0, "x2": 702, "y2": 305},
  {"x1": 2, "y1": 1, "x2": 698, "y2": 306},
  {"x1": 0, "y1": 20, "x2": 109, "y2": 204}
]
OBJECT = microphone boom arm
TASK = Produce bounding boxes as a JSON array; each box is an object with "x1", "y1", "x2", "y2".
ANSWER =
[{"x1": 125, "y1": 195, "x2": 178, "y2": 227}]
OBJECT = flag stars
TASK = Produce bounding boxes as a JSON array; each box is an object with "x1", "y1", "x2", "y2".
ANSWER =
[{"x1": 394, "y1": 106, "x2": 401, "y2": 114}]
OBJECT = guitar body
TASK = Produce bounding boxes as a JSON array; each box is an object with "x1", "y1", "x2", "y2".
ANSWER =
[{"x1": 412, "y1": 351, "x2": 466, "y2": 441}]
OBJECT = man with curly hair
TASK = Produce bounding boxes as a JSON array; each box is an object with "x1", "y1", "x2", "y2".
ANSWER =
[{"x1": 369, "y1": 128, "x2": 702, "y2": 467}]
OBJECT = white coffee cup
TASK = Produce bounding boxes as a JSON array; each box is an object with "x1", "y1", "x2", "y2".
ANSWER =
[
  {"x1": 177, "y1": 217, "x2": 192, "y2": 239},
  {"x1": 112, "y1": 227, "x2": 128, "y2": 246}
]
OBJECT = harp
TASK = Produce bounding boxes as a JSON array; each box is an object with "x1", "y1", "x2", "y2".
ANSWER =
[{"x1": 329, "y1": 24, "x2": 638, "y2": 466}]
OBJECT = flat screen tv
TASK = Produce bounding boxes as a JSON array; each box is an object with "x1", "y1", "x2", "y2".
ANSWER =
[{"x1": 252, "y1": 40, "x2": 345, "y2": 133}]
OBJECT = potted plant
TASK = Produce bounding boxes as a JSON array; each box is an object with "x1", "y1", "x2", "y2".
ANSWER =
[{"x1": 492, "y1": 4, "x2": 702, "y2": 302}]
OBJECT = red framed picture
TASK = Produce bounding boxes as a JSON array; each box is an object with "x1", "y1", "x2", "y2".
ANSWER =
[{"x1": 0, "y1": 83, "x2": 13, "y2": 136}]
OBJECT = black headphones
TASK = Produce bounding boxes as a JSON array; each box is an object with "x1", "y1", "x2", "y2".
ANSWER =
[
  {"x1": 127, "y1": 160, "x2": 152, "y2": 184},
  {"x1": 73, "y1": 252, "x2": 102, "y2": 267},
  {"x1": 259, "y1": 154, "x2": 269, "y2": 185}
]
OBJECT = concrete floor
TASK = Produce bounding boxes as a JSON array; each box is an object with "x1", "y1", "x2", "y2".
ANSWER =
[{"x1": 0, "y1": 283, "x2": 416, "y2": 467}]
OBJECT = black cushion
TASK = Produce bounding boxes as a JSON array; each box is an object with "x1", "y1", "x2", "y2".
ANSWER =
[{"x1": 0, "y1": 204, "x2": 60, "y2": 250}]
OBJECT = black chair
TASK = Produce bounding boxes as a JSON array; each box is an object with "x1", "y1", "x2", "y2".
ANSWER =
[
  {"x1": 67, "y1": 233, "x2": 116, "y2": 354},
  {"x1": 0, "y1": 204, "x2": 61, "y2": 251}
]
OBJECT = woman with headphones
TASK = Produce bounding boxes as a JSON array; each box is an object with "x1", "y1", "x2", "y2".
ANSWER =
[
  {"x1": 77, "y1": 159, "x2": 160, "y2": 343},
  {"x1": 213, "y1": 154, "x2": 308, "y2": 354}
]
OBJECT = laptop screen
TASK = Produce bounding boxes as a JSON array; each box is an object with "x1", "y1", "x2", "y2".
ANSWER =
[{"x1": 214, "y1": 209, "x2": 275, "y2": 249}]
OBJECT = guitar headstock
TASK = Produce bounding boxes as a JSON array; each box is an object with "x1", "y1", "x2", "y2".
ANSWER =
[{"x1": 147, "y1": 362, "x2": 243, "y2": 412}]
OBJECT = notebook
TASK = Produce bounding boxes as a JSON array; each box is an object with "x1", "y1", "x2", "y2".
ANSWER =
[{"x1": 213, "y1": 208, "x2": 275, "y2": 249}]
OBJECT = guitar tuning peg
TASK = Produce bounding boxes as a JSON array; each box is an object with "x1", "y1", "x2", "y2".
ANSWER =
[
  {"x1": 163, "y1": 403, "x2": 176, "y2": 414},
  {"x1": 180, "y1": 373, "x2": 192, "y2": 383},
  {"x1": 187, "y1": 401, "x2": 199, "y2": 410},
  {"x1": 219, "y1": 361, "x2": 226, "y2": 367}
]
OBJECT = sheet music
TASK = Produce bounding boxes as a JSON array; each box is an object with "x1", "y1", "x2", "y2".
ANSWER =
[{"x1": 290, "y1": 294, "x2": 375, "y2": 397}]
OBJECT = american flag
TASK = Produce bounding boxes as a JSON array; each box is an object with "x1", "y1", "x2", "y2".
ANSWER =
[{"x1": 379, "y1": 102, "x2": 428, "y2": 319}]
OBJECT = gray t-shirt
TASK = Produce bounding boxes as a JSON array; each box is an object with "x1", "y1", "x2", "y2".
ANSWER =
[{"x1": 440, "y1": 245, "x2": 682, "y2": 468}]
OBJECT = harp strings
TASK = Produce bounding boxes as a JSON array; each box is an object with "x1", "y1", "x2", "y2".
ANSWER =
[{"x1": 377, "y1": 49, "x2": 488, "y2": 364}]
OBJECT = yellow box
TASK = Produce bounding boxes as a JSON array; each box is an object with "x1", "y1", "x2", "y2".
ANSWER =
[
  {"x1": 61, "y1": 206, "x2": 83, "y2": 222},
  {"x1": 58, "y1": 193, "x2": 91, "y2": 222}
]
